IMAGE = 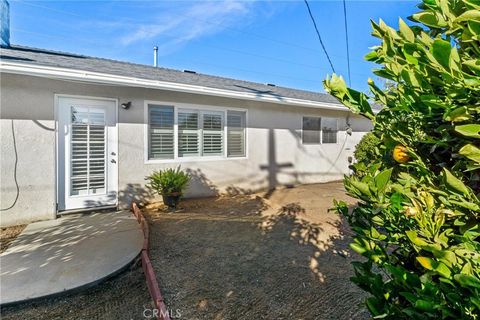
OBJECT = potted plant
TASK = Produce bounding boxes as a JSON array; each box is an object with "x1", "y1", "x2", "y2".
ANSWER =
[{"x1": 146, "y1": 166, "x2": 190, "y2": 209}]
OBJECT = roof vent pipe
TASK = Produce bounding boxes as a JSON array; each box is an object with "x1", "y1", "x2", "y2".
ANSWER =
[
  {"x1": 1, "y1": 0, "x2": 10, "y2": 47},
  {"x1": 153, "y1": 46, "x2": 158, "y2": 67}
]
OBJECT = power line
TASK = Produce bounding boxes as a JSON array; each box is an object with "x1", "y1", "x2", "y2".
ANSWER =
[
  {"x1": 343, "y1": 0, "x2": 352, "y2": 86},
  {"x1": 303, "y1": 0, "x2": 336, "y2": 73},
  {"x1": 16, "y1": 0, "x2": 365, "y2": 63}
]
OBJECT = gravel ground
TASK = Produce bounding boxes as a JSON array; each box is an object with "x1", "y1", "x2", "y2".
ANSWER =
[
  {"x1": 1, "y1": 225, "x2": 26, "y2": 254},
  {"x1": 145, "y1": 182, "x2": 369, "y2": 320},
  {"x1": 0, "y1": 263, "x2": 152, "y2": 320}
]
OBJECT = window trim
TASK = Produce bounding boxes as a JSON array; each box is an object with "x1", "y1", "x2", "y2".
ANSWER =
[
  {"x1": 144, "y1": 100, "x2": 248, "y2": 164},
  {"x1": 301, "y1": 116, "x2": 340, "y2": 145}
]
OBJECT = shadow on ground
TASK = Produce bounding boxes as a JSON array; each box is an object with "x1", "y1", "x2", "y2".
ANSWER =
[{"x1": 145, "y1": 182, "x2": 368, "y2": 320}]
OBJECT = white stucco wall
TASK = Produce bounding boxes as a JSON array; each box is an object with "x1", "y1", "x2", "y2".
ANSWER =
[{"x1": 0, "y1": 73, "x2": 372, "y2": 226}]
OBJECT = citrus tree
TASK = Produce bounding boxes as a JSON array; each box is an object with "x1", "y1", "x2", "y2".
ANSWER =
[{"x1": 324, "y1": 0, "x2": 480, "y2": 318}]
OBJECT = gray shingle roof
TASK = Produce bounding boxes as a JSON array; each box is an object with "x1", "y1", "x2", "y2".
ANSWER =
[{"x1": 1, "y1": 45, "x2": 341, "y2": 105}]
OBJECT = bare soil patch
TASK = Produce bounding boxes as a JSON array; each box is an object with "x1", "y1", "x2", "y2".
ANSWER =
[
  {"x1": 145, "y1": 181, "x2": 368, "y2": 320},
  {"x1": 1, "y1": 225, "x2": 26, "y2": 254},
  {"x1": 0, "y1": 265, "x2": 151, "y2": 320}
]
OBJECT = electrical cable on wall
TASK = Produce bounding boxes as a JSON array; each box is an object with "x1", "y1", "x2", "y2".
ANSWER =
[
  {"x1": 1, "y1": 120, "x2": 20, "y2": 211},
  {"x1": 303, "y1": 0, "x2": 336, "y2": 73}
]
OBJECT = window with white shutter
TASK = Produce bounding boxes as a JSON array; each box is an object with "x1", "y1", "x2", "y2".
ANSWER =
[
  {"x1": 202, "y1": 112, "x2": 224, "y2": 156},
  {"x1": 227, "y1": 111, "x2": 246, "y2": 157},
  {"x1": 178, "y1": 110, "x2": 200, "y2": 157},
  {"x1": 149, "y1": 105, "x2": 174, "y2": 159},
  {"x1": 146, "y1": 103, "x2": 247, "y2": 161}
]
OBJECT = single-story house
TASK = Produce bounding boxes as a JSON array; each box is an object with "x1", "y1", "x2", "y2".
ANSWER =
[{"x1": 0, "y1": 7, "x2": 371, "y2": 226}]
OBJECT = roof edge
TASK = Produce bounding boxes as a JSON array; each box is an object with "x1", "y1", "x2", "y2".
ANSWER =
[{"x1": 0, "y1": 61, "x2": 349, "y2": 111}]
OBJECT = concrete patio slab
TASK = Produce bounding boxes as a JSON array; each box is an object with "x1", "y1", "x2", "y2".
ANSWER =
[{"x1": 0, "y1": 211, "x2": 143, "y2": 305}]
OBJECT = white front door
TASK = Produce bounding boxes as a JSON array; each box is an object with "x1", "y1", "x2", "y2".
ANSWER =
[{"x1": 57, "y1": 96, "x2": 118, "y2": 211}]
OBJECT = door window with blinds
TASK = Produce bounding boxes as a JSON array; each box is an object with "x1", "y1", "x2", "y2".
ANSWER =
[
  {"x1": 70, "y1": 106, "x2": 106, "y2": 196},
  {"x1": 147, "y1": 104, "x2": 246, "y2": 161},
  {"x1": 302, "y1": 116, "x2": 338, "y2": 144}
]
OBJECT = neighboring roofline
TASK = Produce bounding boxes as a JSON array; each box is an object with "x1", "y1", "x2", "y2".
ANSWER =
[{"x1": 0, "y1": 61, "x2": 350, "y2": 112}]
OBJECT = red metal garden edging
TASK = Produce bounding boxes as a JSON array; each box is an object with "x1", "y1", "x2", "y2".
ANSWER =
[{"x1": 131, "y1": 202, "x2": 171, "y2": 320}]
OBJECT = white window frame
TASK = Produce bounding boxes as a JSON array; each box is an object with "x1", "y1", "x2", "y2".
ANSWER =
[
  {"x1": 144, "y1": 101, "x2": 248, "y2": 164},
  {"x1": 301, "y1": 116, "x2": 339, "y2": 145}
]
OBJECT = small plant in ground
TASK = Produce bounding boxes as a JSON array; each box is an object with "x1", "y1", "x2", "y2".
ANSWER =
[
  {"x1": 352, "y1": 132, "x2": 382, "y2": 176},
  {"x1": 324, "y1": 0, "x2": 479, "y2": 319},
  {"x1": 355, "y1": 132, "x2": 382, "y2": 164},
  {"x1": 146, "y1": 166, "x2": 190, "y2": 208}
]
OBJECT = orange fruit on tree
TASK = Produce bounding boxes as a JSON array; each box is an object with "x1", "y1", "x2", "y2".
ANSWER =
[{"x1": 393, "y1": 145, "x2": 410, "y2": 163}]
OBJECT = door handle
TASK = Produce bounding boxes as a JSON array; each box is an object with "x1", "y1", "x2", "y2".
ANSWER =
[{"x1": 110, "y1": 159, "x2": 116, "y2": 164}]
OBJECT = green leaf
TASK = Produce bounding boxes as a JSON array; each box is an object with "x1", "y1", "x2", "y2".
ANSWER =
[
  {"x1": 432, "y1": 249, "x2": 457, "y2": 267},
  {"x1": 350, "y1": 180, "x2": 372, "y2": 196},
  {"x1": 350, "y1": 243, "x2": 367, "y2": 255},
  {"x1": 406, "y1": 230, "x2": 429, "y2": 247},
  {"x1": 454, "y1": 274, "x2": 480, "y2": 289},
  {"x1": 455, "y1": 9, "x2": 480, "y2": 22},
  {"x1": 464, "y1": 59, "x2": 480, "y2": 75},
  {"x1": 416, "y1": 256, "x2": 451, "y2": 278},
  {"x1": 365, "y1": 50, "x2": 379, "y2": 62},
  {"x1": 431, "y1": 39, "x2": 452, "y2": 70},
  {"x1": 399, "y1": 18, "x2": 415, "y2": 42},
  {"x1": 468, "y1": 20, "x2": 480, "y2": 37},
  {"x1": 464, "y1": 0, "x2": 480, "y2": 10},
  {"x1": 412, "y1": 11, "x2": 447, "y2": 28},
  {"x1": 366, "y1": 297, "x2": 383, "y2": 316},
  {"x1": 450, "y1": 200, "x2": 480, "y2": 211},
  {"x1": 444, "y1": 106, "x2": 471, "y2": 122},
  {"x1": 415, "y1": 299, "x2": 435, "y2": 311},
  {"x1": 399, "y1": 292, "x2": 417, "y2": 304},
  {"x1": 455, "y1": 124, "x2": 480, "y2": 138},
  {"x1": 374, "y1": 168, "x2": 393, "y2": 192},
  {"x1": 442, "y1": 168, "x2": 469, "y2": 195},
  {"x1": 459, "y1": 144, "x2": 480, "y2": 164}
]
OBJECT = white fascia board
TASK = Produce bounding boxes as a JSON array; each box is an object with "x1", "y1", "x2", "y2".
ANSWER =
[{"x1": 0, "y1": 61, "x2": 350, "y2": 112}]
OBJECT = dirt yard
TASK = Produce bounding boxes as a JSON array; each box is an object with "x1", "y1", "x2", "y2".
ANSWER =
[
  {"x1": 0, "y1": 265, "x2": 152, "y2": 320},
  {"x1": 145, "y1": 181, "x2": 368, "y2": 320},
  {"x1": 1, "y1": 225, "x2": 26, "y2": 254}
]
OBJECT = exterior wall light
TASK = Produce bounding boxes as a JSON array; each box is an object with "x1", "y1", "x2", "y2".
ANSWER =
[{"x1": 121, "y1": 101, "x2": 132, "y2": 110}]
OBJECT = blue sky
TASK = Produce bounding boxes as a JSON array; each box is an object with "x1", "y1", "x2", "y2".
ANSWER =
[{"x1": 10, "y1": 0, "x2": 417, "y2": 93}]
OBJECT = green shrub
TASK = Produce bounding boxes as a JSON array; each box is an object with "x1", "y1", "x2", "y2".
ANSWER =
[
  {"x1": 324, "y1": 0, "x2": 480, "y2": 318},
  {"x1": 146, "y1": 166, "x2": 190, "y2": 196},
  {"x1": 355, "y1": 132, "x2": 381, "y2": 164}
]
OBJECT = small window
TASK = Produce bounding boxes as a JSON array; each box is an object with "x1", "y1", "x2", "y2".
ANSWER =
[
  {"x1": 322, "y1": 117, "x2": 338, "y2": 144},
  {"x1": 148, "y1": 105, "x2": 174, "y2": 159},
  {"x1": 178, "y1": 110, "x2": 200, "y2": 157},
  {"x1": 302, "y1": 116, "x2": 321, "y2": 144},
  {"x1": 227, "y1": 111, "x2": 246, "y2": 157}
]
